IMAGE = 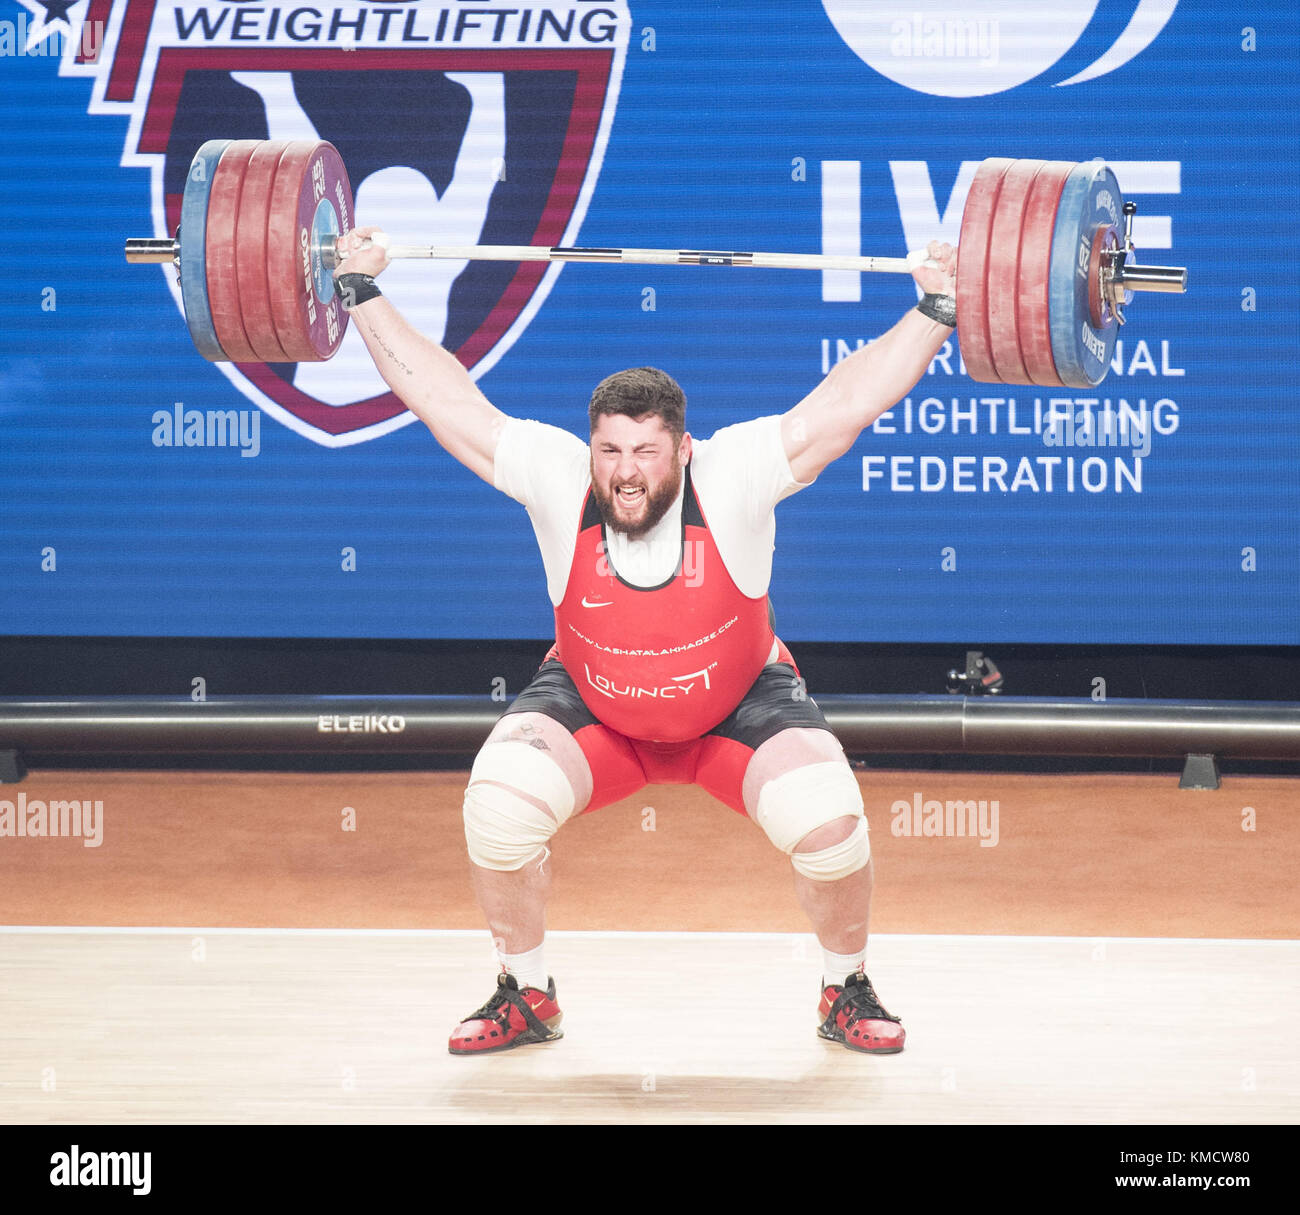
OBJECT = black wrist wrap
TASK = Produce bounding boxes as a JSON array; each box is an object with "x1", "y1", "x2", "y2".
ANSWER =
[
  {"x1": 334, "y1": 273, "x2": 382, "y2": 309},
  {"x1": 916, "y1": 292, "x2": 956, "y2": 328}
]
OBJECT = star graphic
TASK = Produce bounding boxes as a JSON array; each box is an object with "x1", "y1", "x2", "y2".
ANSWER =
[
  {"x1": 37, "y1": 0, "x2": 79, "y2": 21},
  {"x1": 16, "y1": 0, "x2": 86, "y2": 53}
]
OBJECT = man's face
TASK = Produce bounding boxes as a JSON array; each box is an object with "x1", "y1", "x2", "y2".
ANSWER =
[{"x1": 589, "y1": 413, "x2": 691, "y2": 539}]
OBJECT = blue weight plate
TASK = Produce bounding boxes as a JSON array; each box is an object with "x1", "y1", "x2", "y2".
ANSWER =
[
  {"x1": 1048, "y1": 160, "x2": 1124, "y2": 388},
  {"x1": 179, "y1": 139, "x2": 231, "y2": 362}
]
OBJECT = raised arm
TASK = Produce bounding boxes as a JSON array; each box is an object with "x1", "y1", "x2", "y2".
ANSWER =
[
  {"x1": 333, "y1": 226, "x2": 507, "y2": 484},
  {"x1": 781, "y1": 240, "x2": 958, "y2": 484}
]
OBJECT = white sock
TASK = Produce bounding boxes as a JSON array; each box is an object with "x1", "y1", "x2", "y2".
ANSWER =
[
  {"x1": 497, "y1": 941, "x2": 549, "y2": 992},
  {"x1": 822, "y1": 947, "x2": 866, "y2": 989}
]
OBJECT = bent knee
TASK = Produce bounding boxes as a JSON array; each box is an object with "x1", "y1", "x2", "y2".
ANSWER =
[
  {"x1": 794, "y1": 813, "x2": 862, "y2": 854},
  {"x1": 754, "y1": 761, "x2": 870, "y2": 882},
  {"x1": 790, "y1": 817, "x2": 870, "y2": 881},
  {"x1": 462, "y1": 740, "x2": 577, "y2": 872}
]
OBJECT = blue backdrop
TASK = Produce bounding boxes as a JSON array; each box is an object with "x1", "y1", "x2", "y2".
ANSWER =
[{"x1": 1, "y1": 1, "x2": 1295, "y2": 643}]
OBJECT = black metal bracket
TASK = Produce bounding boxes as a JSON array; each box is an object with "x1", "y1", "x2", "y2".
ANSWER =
[
  {"x1": 0, "y1": 749, "x2": 27, "y2": 784},
  {"x1": 1179, "y1": 753, "x2": 1221, "y2": 790},
  {"x1": 946, "y1": 651, "x2": 1003, "y2": 696}
]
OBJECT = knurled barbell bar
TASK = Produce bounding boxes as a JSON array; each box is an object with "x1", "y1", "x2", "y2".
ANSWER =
[{"x1": 125, "y1": 139, "x2": 1186, "y2": 388}]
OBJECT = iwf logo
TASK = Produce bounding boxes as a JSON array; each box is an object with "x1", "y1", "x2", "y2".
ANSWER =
[
  {"x1": 44, "y1": 1, "x2": 630, "y2": 446},
  {"x1": 821, "y1": 0, "x2": 1179, "y2": 98}
]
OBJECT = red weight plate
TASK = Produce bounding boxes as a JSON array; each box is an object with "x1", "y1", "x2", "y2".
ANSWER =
[
  {"x1": 266, "y1": 140, "x2": 352, "y2": 362},
  {"x1": 956, "y1": 158, "x2": 1013, "y2": 384},
  {"x1": 234, "y1": 140, "x2": 293, "y2": 363},
  {"x1": 1015, "y1": 160, "x2": 1074, "y2": 387},
  {"x1": 986, "y1": 160, "x2": 1046, "y2": 385},
  {"x1": 204, "y1": 140, "x2": 261, "y2": 364}
]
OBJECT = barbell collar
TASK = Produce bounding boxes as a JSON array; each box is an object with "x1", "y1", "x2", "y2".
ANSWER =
[
  {"x1": 125, "y1": 237, "x2": 180, "y2": 264},
  {"x1": 1114, "y1": 262, "x2": 1188, "y2": 293}
]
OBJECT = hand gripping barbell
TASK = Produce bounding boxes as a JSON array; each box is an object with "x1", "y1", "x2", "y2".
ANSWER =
[{"x1": 125, "y1": 139, "x2": 1186, "y2": 388}]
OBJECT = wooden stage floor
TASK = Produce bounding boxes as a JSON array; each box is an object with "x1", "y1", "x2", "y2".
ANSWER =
[{"x1": 0, "y1": 767, "x2": 1297, "y2": 1124}]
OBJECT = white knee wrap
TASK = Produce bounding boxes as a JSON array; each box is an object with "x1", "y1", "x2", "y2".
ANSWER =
[
  {"x1": 463, "y1": 741, "x2": 577, "y2": 872},
  {"x1": 754, "y1": 760, "x2": 870, "y2": 882},
  {"x1": 791, "y1": 817, "x2": 870, "y2": 882}
]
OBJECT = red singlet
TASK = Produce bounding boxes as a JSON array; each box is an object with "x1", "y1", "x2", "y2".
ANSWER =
[{"x1": 551, "y1": 464, "x2": 775, "y2": 742}]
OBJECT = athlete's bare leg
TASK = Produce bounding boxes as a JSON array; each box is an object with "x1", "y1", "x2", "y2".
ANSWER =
[
  {"x1": 468, "y1": 711, "x2": 594, "y2": 954},
  {"x1": 741, "y1": 727, "x2": 871, "y2": 954}
]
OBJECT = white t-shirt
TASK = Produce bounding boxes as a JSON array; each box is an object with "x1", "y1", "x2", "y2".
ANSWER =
[{"x1": 492, "y1": 413, "x2": 813, "y2": 605}]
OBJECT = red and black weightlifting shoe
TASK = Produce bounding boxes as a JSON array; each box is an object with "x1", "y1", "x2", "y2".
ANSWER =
[
  {"x1": 448, "y1": 972, "x2": 564, "y2": 1055},
  {"x1": 817, "y1": 971, "x2": 906, "y2": 1054}
]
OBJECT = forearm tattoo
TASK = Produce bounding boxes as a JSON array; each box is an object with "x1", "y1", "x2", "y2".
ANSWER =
[{"x1": 369, "y1": 323, "x2": 413, "y2": 378}]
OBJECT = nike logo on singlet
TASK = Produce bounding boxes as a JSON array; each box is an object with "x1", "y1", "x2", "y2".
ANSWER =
[{"x1": 581, "y1": 596, "x2": 613, "y2": 608}]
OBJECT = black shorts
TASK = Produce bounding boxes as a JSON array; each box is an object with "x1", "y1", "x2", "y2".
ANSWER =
[{"x1": 501, "y1": 658, "x2": 834, "y2": 752}]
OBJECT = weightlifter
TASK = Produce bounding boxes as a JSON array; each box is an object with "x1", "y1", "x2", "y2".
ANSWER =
[{"x1": 333, "y1": 230, "x2": 958, "y2": 1055}]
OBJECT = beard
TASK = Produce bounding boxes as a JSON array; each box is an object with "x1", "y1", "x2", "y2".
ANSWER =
[{"x1": 591, "y1": 460, "x2": 683, "y2": 540}]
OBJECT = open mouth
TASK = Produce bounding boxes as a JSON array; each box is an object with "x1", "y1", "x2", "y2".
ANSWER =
[{"x1": 615, "y1": 485, "x2": 646, "y2": 507}]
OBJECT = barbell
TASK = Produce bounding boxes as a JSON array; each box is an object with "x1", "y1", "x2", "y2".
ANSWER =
[{"x1": 124, "y1": 139, "x2": 1187, "y2": 388}]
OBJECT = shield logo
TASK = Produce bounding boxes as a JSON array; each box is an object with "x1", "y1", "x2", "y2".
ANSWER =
[{"x1": 114, "y1": 3, "x2": 630, "y2": 446}]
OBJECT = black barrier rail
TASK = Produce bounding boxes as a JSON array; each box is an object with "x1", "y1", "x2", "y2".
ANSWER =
[{"x1": 1, "y1": 696, "x2": 1299, "y2": 787}]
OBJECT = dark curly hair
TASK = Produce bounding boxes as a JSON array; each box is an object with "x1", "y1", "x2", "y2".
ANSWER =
[{"x1": 587, "y1": 367, "x2": 686, "y2": 443}]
